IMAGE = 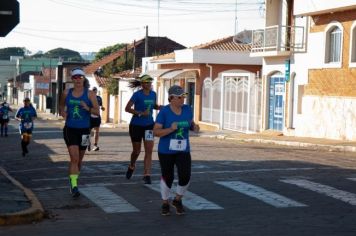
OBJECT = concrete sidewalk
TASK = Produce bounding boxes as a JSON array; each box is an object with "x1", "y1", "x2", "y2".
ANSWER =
[
  {"x1": 1, "y1": 110, "x2": 355, "y2": 226},
  {"x1": 0, "y1": 167, "x2": 44, "y2": 225}
]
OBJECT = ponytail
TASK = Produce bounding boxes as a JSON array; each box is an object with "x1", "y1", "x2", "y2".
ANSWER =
[
  {"x1": 84, "y1": 78, "x2": 90, "y2": 88},
  {"x1": 128, "y1": 79, "x2": 141, "y2": 89}
]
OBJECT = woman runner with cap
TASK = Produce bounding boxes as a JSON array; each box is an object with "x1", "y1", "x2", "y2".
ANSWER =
[
  {"x1": 88, "y1": 87, "x2": 105, "y2": 151},
  {"x1": 153, "y1": 85, "x2": 199, "y2": 215},
  {"x1": 125, "y1": 74, "x2": 162, "y2": 184},
  {"x1": 15, "y1": 98, "x2": 37, "y2": 157},
  {"x1": 0, "y1": 101, "x2": 13, "y2": 137},
  {"x1": 59, "y1": 68, "x2": 99, "y2": 198}
]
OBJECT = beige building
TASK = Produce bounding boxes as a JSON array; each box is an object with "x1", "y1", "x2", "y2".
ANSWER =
[{"x1": 251, "y1": 0, "x2": 356, "y2": 141}]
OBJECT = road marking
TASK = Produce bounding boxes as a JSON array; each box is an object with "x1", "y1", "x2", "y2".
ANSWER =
[
  {"x1": 32, "y1": 183, "x2": 117, "y2": 191},
  {"x1": 347, "y1": 178, "x2": 356, "y2": 182},
  {"x1": 29, "y1": 167, "x2": 332, "y2": 181},
  {"x1": 7, "y1": 130, "x2": 62, "y2": 135},
  {"x1": 281, "y1": 179, "x2": 356, "y2": 206},
  {"x1": 10, "y1": 166, "x2": 67, "y2": 173},
  {"x1": 146, "y1": 183, "x2": 223, "y2": 210},
  {"x1": 80, "y1": 186, "x2": 139, "y2": 213},
  {"x1": 215, "y1": 181, "x2": 307, "y2": 208}
]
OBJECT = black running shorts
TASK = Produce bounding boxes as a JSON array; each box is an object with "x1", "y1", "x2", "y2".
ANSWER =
[
  {"x1": 129, "y1": 124, "x2": 154, "y2": 142},
  {"x1": 63, "y1": 126, "x2": 90, "y2": 150},
  {"x1": 90, "y1": 117, "x2": 101, "y2": 129}
]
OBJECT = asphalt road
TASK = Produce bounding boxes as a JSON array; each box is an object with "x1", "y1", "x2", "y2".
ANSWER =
[{"x1": 1, "y1": 118, "x2": 356, "y2": 236}]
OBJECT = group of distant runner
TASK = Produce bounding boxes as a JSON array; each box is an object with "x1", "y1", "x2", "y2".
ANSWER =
[{"x1": 2, "y1": 67, "x2": 200, "y2": 216}]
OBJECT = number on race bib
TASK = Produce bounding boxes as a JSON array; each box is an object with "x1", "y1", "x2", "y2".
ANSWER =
[
  {"x1": 23, "y1": 122, "x2": 33, "y2": 129},
  {"x1": 145, "y1": 130, "x2": 154, "y2": 141},
  {"x1": 81, "y1": 135, "x2": 90, "y2": 146},
  {"x1": 169, "y1": 139, "x2": 187, "y2": 151}
]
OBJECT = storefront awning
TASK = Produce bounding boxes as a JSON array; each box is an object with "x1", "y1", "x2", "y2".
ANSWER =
[
  {"x1": 144, "y1": 69, "x2": 179, "y2": 78},
  {"x1": 160, "y1": 69, "x2": 198, "y2": 79}
]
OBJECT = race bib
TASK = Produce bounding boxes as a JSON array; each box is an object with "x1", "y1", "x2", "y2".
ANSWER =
[
  {"x1": 169, "y1": 139, "x2": 187, "y2": 151},
  {"x1": 145, "y1": 130, "x2": 154, "y2": 141},
  {"x1": 23, "y1": 122, "x2": 33, "y2": 129},
  {"x1": 81, "y1": 134, "x2": 90, "y2": 146}
]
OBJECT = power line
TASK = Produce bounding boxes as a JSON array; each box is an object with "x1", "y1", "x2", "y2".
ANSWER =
[{"x1": 18, "y1": 27, "x2": 141, "y2": 33}]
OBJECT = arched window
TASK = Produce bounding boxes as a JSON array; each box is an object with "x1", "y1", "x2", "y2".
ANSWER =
[
  {"x1": 329, "y1": 27, "x2": 342, "y2": 62},
  {"x1": 324, "y1": 23, "x2": 343, "y2": 64},
  {"x1": 349, "y1": 21, "x2": 356, "y2": 65}
]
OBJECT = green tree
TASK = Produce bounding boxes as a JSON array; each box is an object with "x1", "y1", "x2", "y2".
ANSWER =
[
  {"x1": 43, "y1": 48, "x2": 84, "y2": 61},
  {"x1": 0, "y1": 47, "x2": 26, "y2": 60},
  {"x1": 101, "y1": 51, "x2": 134, "y2": 96},
  {"x1": 94, "y1": 43, "x2": 127, "y2": 61},
  {"x1": 106, "y1": 77, "x2": 119, "y2": 95}
]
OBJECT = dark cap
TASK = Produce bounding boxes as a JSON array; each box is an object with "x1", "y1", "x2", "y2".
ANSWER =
[
  {"x1": 24, "y1": 98, "x2": 30, "y2": 102},
  {"x1": 168, "y1": 85, "x2": 188, "y2": 96},
  {"x1": 92, "y1": 87, "x2": 97, "y2": 91},
  {"x1": 138, "y1": 74, "x2": 153, "y2": 83}
]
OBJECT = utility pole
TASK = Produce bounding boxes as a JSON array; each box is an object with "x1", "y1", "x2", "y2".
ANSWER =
[
  {"x1": 145, "y1": 25, "x2": 148, "y2": 57},
  {"x1": 157, "y1": 0, "x2": 160, "y2": 36},
  {"x1": 233, "y1": 0, "x2": 239, "y2": 43},
  {"x1": 132, "y1": 40, "x2": 136, "y2": 71}
]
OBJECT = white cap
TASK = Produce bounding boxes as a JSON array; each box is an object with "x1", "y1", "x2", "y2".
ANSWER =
[{"x1": 71, "y1": 68, "x2": 85, "y2": 77}]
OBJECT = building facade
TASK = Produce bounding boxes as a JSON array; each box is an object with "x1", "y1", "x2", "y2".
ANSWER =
[{"x1": 251, "y1": 0, "x2": 356, "y2": 140}]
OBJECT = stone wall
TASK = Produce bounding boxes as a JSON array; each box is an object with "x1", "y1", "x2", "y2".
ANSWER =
[{"x1": 296, "y1": 96, "x2": 356, "y2": 140}]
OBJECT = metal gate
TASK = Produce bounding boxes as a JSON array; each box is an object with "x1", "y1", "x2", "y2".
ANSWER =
[{"x1": 223, "y1": 74, "x2": 262, "y2": 132}]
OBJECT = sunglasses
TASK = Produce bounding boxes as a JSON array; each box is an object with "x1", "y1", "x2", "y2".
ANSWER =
[
  {"x1": 171, "y1": 95, "x2": 185, "y2": 100},
  {"x1": 72, "y1": 75, "x2": 84, "y2": 80}
]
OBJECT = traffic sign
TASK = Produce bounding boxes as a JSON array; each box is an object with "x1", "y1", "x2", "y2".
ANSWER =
[{"x1": 0, "y1": 0, "x2": 20, "y2": 37}]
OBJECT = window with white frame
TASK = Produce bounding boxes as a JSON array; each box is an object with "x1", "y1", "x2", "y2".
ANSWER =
[
  {"x1": 325, "y1": 26, "x2": 342, "y2": 63},
  {"x1": 350, "y1": 22, "x2": 356, "y2": 64}
]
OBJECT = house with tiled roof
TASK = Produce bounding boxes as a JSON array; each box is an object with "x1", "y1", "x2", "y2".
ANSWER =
[
  {"x1": 7, "y1": 71, "x2": 42, "y2": 104},
  {"x1": 139, "y1": 35, "x2": 262, "y2": 133},
  {"x1": 250, "y1": 0, "x2": 356, "y2": 141},
  {"x1": 82, "y1": 36, "x2": 186, "y2": 124}
]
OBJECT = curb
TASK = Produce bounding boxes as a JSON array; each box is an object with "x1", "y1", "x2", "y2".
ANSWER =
[
  {"x1": 200, "y1": 134, "x2": 356, "y2": 153},
  {"x1": 0, "y1": 167, "x2": 44, "y2": 226}
]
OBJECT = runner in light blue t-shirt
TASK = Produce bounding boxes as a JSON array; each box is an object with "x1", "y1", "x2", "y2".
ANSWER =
[
  {"x1": 153, "y1": 85, "x2": 199, "y2": 216},
  {"x1": 125, "y1": 74, "x2": 162, "y2": 185}
]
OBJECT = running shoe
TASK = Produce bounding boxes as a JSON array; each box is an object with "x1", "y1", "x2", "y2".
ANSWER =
[
  {"x1": 143, "y1": 175, "x2": 151, "y2": 184},
  {"x1": 92, "y1": 145, "x2": 99, "y2": 151},
  {"x1": 22, "y1": 152, "x2": 26, "y2": 157},
  {"x1": 161, "y1": 203, "x2": 170, "y2": 216},
  {"x1": 71, "y1": 186, "x2": 80, "y2": 198},
  {"x1": 126, "y1": 166, "x2": 135, "y2": 179},
  {"x1": 172, "y1": 199, "x2": 185, "y2": 215}
]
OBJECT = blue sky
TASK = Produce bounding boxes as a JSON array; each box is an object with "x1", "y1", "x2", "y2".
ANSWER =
[{"x1": 0, "y1": 0, "x2": 265, "y2": 54}]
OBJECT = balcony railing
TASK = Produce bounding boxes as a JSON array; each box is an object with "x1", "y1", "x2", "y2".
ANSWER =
[{"x1": 251, "y1": 25, "x2": 305, "y2": 54}]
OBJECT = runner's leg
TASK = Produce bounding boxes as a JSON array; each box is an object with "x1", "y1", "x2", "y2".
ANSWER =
[
  {"x1": 143, "y1": 140, "x2": 154, "y2": 183},
  {"x1": 93, "y1": 126, "x2": 99, "y2": 147}
]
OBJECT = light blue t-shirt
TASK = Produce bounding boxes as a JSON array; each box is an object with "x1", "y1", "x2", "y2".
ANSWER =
[
  {"x1": 65, "y1": 88, "x2": 92, "y2": 128},
  {"x1": 155, "y1": 104, "x2": 193, "y2": 154},
  {"x1": 0, "y1": 105, "x2": 11, "y2": 119},
  {"x1": 16, "y1": 106, "x2": 37, "y2": 131},
  {"x1": 129, "y1": 90, "x2": 157, "y2": 126}
]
